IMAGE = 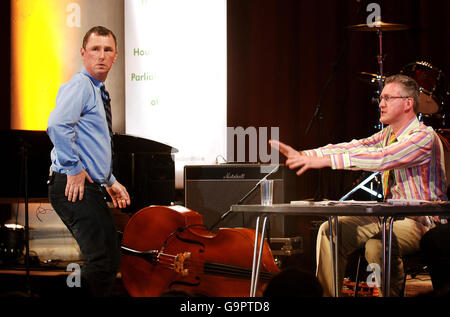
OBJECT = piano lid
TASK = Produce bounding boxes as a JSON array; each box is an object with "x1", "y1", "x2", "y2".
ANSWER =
[
  {"x1": 113, "y1": 133, "x2": 178, "y2": 154},
  {"x1": 0, "y1": 130, "x2": 178, "y2": 155}
]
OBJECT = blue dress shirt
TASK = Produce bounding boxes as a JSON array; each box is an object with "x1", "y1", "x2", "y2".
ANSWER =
[{"x1": 47, "y1": 67, "x2": 116, "y2": 186}]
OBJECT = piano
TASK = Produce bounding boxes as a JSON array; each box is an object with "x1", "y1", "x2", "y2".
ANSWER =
[
  {"x1": 112, "y1": 133, "x2": 177, "y2": 213},
  {"x1": 0, "y1": 130, "x2": 177, "y2": 213}
]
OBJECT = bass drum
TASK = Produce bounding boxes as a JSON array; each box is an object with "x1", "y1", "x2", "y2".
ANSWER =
[
  {"x1": 418, "y1": 113, "x2": 447, "y2": 130},
  {"x1": 401, "y1": 61, "x2": 450, "y2": 114}
]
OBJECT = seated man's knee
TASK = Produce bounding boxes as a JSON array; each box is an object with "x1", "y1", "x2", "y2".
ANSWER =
[
  {"x1": 365, "y1": 238, "x2": 382, "y2": 263},
  {"x1": 318, "y1": 221, "x2": 330, "y2": 237}
]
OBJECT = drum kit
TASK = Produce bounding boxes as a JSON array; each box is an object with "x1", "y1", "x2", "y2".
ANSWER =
[
  {"x1": 340, "y1": 19, "x2": 450, "y2": 201},
  {"x1": 348, "y1": 19, "x2": 450, "y2": 130}
]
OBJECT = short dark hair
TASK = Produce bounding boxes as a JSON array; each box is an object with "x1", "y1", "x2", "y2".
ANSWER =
[
  {"x1": 385, "y1": 74, "x2": 420, "y2": 113},
  {"x1": 82, "y1": 26, "x2": 117, "y2": 50}
]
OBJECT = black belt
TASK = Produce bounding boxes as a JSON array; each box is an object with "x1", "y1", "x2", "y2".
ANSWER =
[
  {"x1": 47, "y1": 171, "x2": 101, "y2": 187},
  {"x1": 48, "y1": 171, "x2": 71, "y2": 184},
  {"x1": 47, "y1": 171, "x2": 108, "y2": 197}
]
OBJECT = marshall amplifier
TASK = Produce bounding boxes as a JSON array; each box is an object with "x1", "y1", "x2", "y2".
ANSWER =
[{"x1": 184, "y1": 164, "x2": 283, "y2": 235}]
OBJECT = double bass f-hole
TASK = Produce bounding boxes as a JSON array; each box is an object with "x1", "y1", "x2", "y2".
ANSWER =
[{"x1": 171, "y1": 224, "x2": 207, "y2": 250}]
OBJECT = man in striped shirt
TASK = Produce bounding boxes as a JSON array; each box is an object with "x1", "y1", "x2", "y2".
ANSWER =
[{"x1": 270, "y1": 74, "x2": 447, "y2": 296}]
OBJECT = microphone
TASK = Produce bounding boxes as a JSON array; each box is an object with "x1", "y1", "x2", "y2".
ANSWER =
[{"x1": 208, "y1": 164, "x2": 279, "y2": 231}]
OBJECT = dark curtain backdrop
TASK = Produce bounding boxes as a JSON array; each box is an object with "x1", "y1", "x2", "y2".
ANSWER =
[{"x1": 227, "y1": 0, "x2": 450, "y2": 200}]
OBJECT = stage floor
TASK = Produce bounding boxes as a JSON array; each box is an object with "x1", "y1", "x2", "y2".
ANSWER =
[{"x1": 0, "y1": 262, "x2": 433, "y2": 298}]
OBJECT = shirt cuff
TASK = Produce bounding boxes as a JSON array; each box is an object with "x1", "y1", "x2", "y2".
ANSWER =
[
  {"x1": 106, "y1": 174, "x2": 116, "y2": 187},
  {"x1": 63, "y1": 162, "x2": 84, "y2": 176}
]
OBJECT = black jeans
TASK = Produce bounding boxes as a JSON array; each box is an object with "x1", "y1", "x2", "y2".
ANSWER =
[{"x1": 48, "y1": 172, "x2": 121, "y2": 296}]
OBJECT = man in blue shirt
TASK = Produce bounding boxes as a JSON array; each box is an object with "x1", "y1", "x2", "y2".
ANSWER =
[{"x1": 47, "y1": 26, "x2": 130, "y2": 296}]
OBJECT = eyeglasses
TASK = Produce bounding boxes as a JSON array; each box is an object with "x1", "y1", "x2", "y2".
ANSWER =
[{"x1": 379, "y1": 95, "x2": 411, "y2": 103}]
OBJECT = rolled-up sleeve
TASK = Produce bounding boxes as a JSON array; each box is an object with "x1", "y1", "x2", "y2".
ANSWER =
[{"x1": 47, "y1": 79, "x2": 86, "y2": 176}]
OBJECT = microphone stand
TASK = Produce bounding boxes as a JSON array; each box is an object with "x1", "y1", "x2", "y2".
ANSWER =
[
  {"x1": 305, "y1": 30, "x2": 347, "y2": 201},
  {"x1": 209, "y1": 165, "x2": 279, "y2": 232},
  {"x1": 305, "y1": 85, "x2": 325, "y2": 201},
  {"x1": 19, "y1": 138, "x2": 32, "y2": 296}
]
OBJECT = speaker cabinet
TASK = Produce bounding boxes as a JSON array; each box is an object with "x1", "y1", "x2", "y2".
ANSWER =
[{"x1": 184, "y1": 164, "x2": 284, "y2": 234}]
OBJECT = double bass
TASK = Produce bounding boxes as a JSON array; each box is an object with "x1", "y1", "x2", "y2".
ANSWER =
[{"x1": 120, "y1": 205, "x2": 280, "y2": 297}]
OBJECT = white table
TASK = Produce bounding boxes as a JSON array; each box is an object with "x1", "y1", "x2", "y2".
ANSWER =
[{"x1": 230, "y1": 201, "x2": 450, "y2": 297}]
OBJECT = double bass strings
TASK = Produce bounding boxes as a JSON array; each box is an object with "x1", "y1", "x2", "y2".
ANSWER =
[
  {"x1": 203, "y1": 261, "x2": 274, "y2": 281},
  {"x1": 153, "y1": 250, "x2": 274, "y2": 282}
]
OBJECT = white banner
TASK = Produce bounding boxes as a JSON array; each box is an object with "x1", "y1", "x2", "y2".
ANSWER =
[{"x1": 125, "y1": 0, "x2": 227, "y2": 188}]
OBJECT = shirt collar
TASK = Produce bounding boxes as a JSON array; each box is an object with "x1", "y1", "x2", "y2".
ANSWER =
[
  {"x1": 81, "y1": 67, "x2": 103, "y2": 88},
  {"x1": 391, "y1": 116, "x2": 421, "y2": 141}
]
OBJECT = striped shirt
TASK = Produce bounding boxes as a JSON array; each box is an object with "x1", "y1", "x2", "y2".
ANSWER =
[{"x1": 303, "y1": 117, "x2": 447, "y2": 202}]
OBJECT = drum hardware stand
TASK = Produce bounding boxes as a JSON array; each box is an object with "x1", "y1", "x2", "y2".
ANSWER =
[
  {"x1": 342, "y1": 20, "x2": 399, "y2": 201},
  {"x1": 376, "y1": 29, "x2": 385, "y2": 95}
]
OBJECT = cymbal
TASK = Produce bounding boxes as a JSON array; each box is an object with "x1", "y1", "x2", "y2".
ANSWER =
[
  {"x1": 347, "y1": 21, "x2": 410, "y2": 32},
  {"x1": 358, "y1": 72, "x2": 386, "y2": 86}
]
